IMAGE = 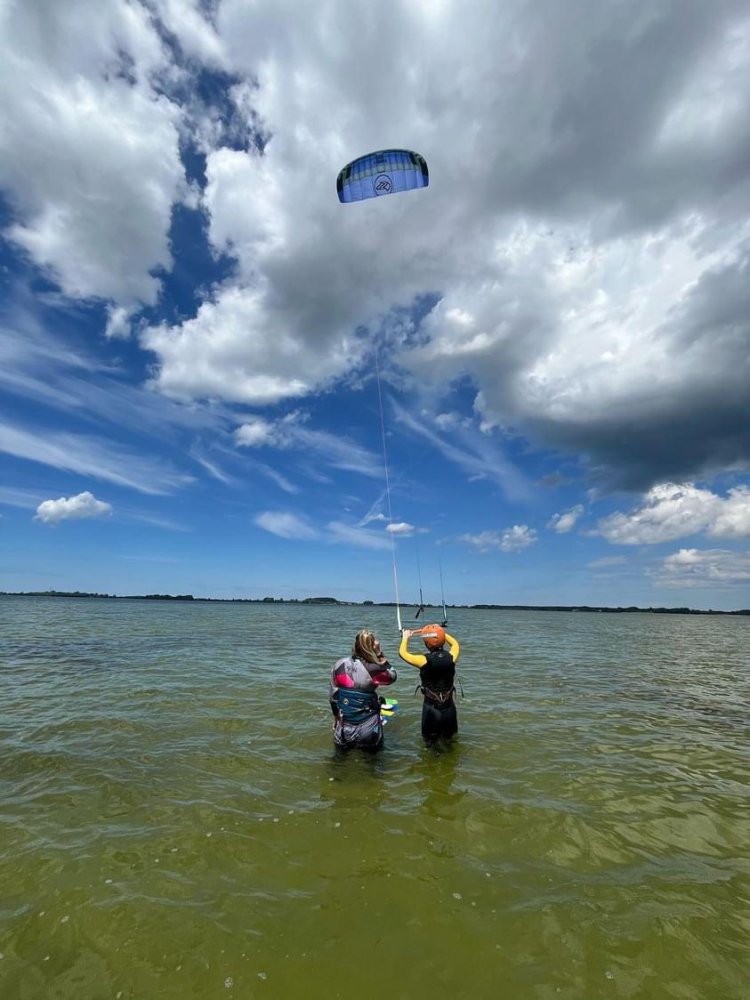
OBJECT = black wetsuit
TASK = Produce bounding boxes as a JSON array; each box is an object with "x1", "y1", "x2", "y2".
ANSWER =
[{"x1": 418, "y1": 648, "x2": 457, "y2": 742}]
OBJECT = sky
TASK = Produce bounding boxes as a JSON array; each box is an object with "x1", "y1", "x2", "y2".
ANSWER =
[{"x1": 1, "y1": 0, "x2": 749, "y2": 610}]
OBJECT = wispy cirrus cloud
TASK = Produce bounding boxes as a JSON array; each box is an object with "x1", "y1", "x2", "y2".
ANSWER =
[
  {"x1": 235, "y1": 411, "x2": 382, "y2": 479},
  {"x1": 326, "y1": 520, "x2": 393, "y2": 551},
  {"x1": 254, "y1": 510, "x2": 317, "y2": 540},
  {"x1": 117, "y1": 508, "x2": 191, "y2": 532},
  {"x1": 0, "y1": 309, "x2": 223, "y2": 441},
  {"x1": 0, "y1": 420, "x2": 191, "y2": 495},
  {"x1": 390, "y1": 396, "x2": 531, "y2": 501},
  {"x1": 0, "y1": 486, "x2": 44, "y2": 510},
  {"x1": 253, "y1": 509, "x2": 394, "y2": 550},
  {"x1": 251, "y1": 460, "x2": 299, "y2": 494},
  {"x1": 190, "y1": 448, "x2": 238, "y2": 485}
]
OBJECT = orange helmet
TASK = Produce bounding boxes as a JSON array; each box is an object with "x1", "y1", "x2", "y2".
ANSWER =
[{"x1": 421, "y1": 624, "x2": 446, "y2": 649}]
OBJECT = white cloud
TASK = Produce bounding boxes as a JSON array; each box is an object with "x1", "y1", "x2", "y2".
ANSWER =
[
  {"x1": 0, "y1": 420, "x2": 191, "y2": 495},
  {"x1": 710, "y1": 486, "x2": 750, "y2": 538},
  {"x1": 326, "y1": 520, "x2": 392, "y2": 552},
  {"x1": 104, "y1": 306, "x2": 132, "y2": 339},
  {"x1": 501, "y1": 525, "x2": 538, "y2": 552},
  {"x1": 118, "y1": 508, "x2": 190, "y2": 532},
  {"x1": 460, "y1": 524, "x2": 538, "y2": 553},
  {"x1": 235, "y1": 416, "x2": 278, "y2": 447},
  {"x1": 254, "y1": 512, "x2": 394, "y2": 550},
  {"x1": 595, "y1": 483, "x2": 750, "y2": 545},
  {"x1": 235, "y1": 412, "x2": 382, "y2": 479},
  {"x1": 387, "y1": 521, "x2": 415, "y2": 536},
  {"x1": 35, "y1": 491, "x2": 112, "y2": 525},
  {"x1": 2, "y1": 0, "x2": 750, "y2": 496},
  {"x1": 390, "y1": 396, "x2": 531, "y2": 501},
  {"x1": 254, "y1": 510, "x2": 317, "y2": 539},
  {"x1": 291, "y1": 426, "x2": 382, "y2": 478},
  {"x1": 150, "y1": 0, "x2": 226, "y2": 66},
  {"x1": 0, "y1": 487, "x2": 43, "y2": 510},
  {"x1": 145, "y1": 285, "x2": 339, "y2": 404},
  {"x1": 251, "y1": 461, "x2": 299, "y2": 495},
  {"x1": 360, "y1": 510, "x2": 387, "y2": 525},
  {"x1": 434, "y1": 411, "x2": 471, "y2": 431},
  {"x1": 0, "y1": 1, "x2": 186, "y2": 307},
  {"x1": 654, "y1": 548, "x2": 750, "y2": 588},
  {"x1": 548, "y1": 504, "x2": 584, "y2": 533},
  {"x1": 147, "y1": 0, "x2": 747, "y2": 486},
  {"x1": 1, "y1": 292, "x2": 224, "y2": 441}
]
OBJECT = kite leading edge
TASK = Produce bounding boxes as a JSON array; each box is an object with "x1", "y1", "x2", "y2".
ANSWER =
[{"x1": 337, "y1": 148, "x2": 429, "y2": 204}]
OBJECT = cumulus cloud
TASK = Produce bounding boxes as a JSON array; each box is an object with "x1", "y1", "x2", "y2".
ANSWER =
[
  {"x1": 501, "y1": 525, "x2": 538, "y2": 552},
  {"x1": 150, "y1": 0, "x2": 226, "y2": 66},
  {"x1": 35, "y1": 491, "x2": 112, "y2": 525},
  {"x1": 434, "y1": 412, "x2": 471, "y2": 431},
  {"x1": 3, "y1": 0, "x2": 750, "y2": 497},
  {"x1": 710, "y1": 485, "x2": 750, "y2": 537},
  {"x1": 595, "y1": 482, "x2": 750, "y2": 544},
  {"x1": 0, "y1": 1, "x2": 186, "y2": 307},
  {"x1": 460, "y1": 525, "x2": 538, "y2": 553},
  {"x1": 104, "y1": 306, "x2": 132, "y2": 339},
  {"x1": 254, "y1": 510, "x2": 317, "y2": 539},
  {"x1": 235, "y1": 416, "x2": 279, "y2": 447},
  {"x1": 133, "y1": 0, "x2": 747, "y2": 488},
  {"x1": 654, "y1": 548, "x2": 750, "y2": 588},
  {"x1": 548, "y1": 505, "x2": 584, "y2": 533},
  {"x1": 386, "y1": 521, "x2": 415, "y2": 536}
]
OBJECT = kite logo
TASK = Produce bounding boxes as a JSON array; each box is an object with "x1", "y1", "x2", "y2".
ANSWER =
[{"x1": 374, "y1": 173, "x2": 393, "y2": 195}]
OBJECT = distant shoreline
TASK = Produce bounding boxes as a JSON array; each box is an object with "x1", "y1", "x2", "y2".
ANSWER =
[{"x1": 1, "y1": 591, "x2": 748, "y2": 616}]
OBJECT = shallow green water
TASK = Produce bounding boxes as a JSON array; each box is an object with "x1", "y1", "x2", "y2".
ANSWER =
[{"x1": 1, "y1": 597, "x2": 748, "y2": 999}]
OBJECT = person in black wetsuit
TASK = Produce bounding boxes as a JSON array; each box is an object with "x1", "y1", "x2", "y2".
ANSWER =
[
  {"x1": 329, "y1": 630, "x2": 397, "y2": 751},
  {"x1": 399, "y1": 624, "x2": 460, "y2": 743}
]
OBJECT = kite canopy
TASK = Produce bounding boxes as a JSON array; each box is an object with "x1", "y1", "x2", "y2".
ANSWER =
[{"x1": 337, "y1": 149, "x2": 429, "y2": 203}]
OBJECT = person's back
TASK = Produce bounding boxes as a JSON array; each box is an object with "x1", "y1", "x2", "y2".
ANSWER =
[
  {"x1": 330, "y1": 630, "x2": 396, "y2": 751},
  {"x1": 399, "y1": 625, "x2": 460, "y2": 744}
]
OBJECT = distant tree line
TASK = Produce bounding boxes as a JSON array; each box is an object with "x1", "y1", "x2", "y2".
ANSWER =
[{"x1": 1, "y1": 591, "x2": 747, "y2": 615}]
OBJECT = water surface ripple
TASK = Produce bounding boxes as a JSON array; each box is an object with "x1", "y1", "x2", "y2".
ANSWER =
[{"x1": 1, "y1": 597, "x2": 748, "y2": 998}]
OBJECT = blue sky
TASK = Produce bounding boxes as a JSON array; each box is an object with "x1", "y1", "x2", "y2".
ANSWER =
[{"x1": 1, "y1": 0, "x2": 749, "y2": 610}]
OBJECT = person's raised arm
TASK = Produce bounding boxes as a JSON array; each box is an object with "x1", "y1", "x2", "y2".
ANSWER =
[
  {"x1": 444, "y1": 631, "x2": 460, "y2": 663},
  {"x1": 399, "y1": 628, "x2": 427, "y2": 669}
]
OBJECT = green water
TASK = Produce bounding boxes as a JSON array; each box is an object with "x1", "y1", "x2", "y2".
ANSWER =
[{"x1": 1, "y1": 597, "x2": 748, "y2": 999}]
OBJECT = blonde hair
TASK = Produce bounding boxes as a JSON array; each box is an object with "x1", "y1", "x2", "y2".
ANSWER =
[{"x1": 353, "y1": 629, "x2": 380, "y2": 664}]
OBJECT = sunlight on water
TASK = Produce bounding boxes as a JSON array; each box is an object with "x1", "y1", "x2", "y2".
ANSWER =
[{"x1": 1, "y1": 597, "x2": 748, "y2": 998}]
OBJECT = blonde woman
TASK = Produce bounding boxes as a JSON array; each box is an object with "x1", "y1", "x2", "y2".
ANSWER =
[{"x1": 329, "y1": 630, "x2": 397, "y2": 750}]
